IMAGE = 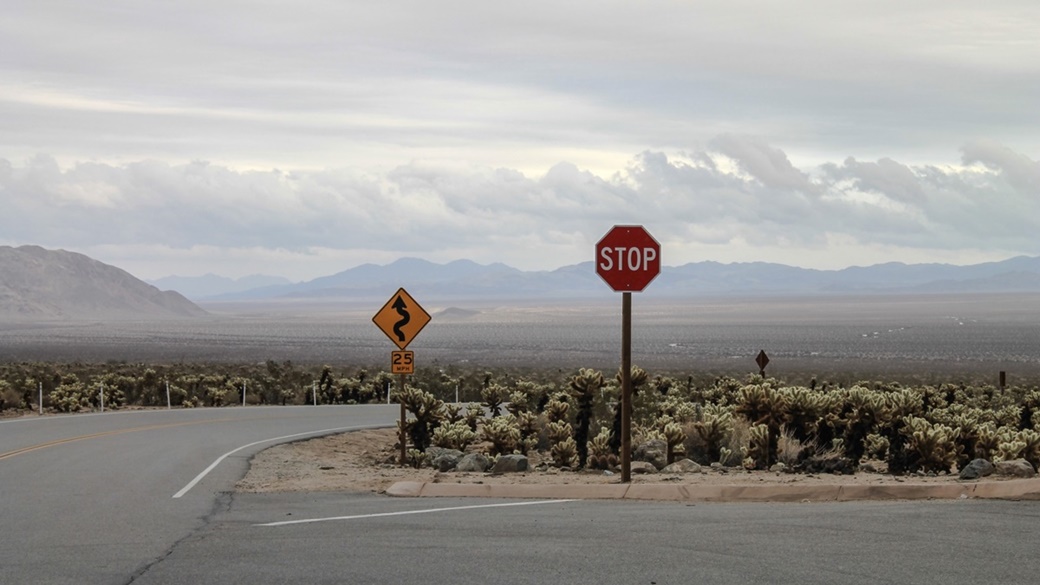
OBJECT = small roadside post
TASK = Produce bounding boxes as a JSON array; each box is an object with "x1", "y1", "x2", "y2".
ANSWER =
[
  {"x1": 373, "y1": 288, "x2": 432, "y2": 465},
  {"x1": 595, "y1": 225, "x2": 661, "y2": 483}
]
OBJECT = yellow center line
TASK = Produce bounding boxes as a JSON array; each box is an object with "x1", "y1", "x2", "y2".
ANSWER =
[{"x1": 0, "y1": 411, "x2": 350, "y2": 461}]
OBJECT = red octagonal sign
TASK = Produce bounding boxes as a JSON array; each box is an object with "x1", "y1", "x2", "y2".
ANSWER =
[{"x1": 595, "y1": 225, "x2": 661, "y2": 292}]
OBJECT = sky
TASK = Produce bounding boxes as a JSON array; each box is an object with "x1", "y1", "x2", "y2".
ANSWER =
[{"x1": 2, "y1": 1, "x2": 1039, "y2": 282}]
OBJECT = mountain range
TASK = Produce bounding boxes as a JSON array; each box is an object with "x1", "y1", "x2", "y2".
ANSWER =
[
  {"x1": 7, "y1": 244, "x2": 1040, "y2": 324},
  {"x1": 175, "y1": 255, "x2": 1040, "y2": 301},
  {"x1": 0, "y1": 245, "x2": 205, "y2": 321}
]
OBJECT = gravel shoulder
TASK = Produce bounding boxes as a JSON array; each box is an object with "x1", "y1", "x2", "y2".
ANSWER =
[{"x1": 235, "y1": 427, "x2": 1027, "y2": 496}]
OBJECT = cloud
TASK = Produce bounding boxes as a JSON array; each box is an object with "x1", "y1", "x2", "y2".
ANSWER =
[{"x1": 3, "y1": 138, "x2": 1039, "y2": 279}]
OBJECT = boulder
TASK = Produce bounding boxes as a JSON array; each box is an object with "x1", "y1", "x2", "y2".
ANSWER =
[
  {"x1": 431, "y1": 452, "x2": 462, "y2": 472},
  {"x1": 959, "y1": 458, "x2": 995, "y2": 480},
  {"x1": 455, "y1": 453, "x2": 491, "y2": 473},
  {"x1": 634, "y1": 439, "x2": 668, "y2": 470},
  {"x1": 631, "y1": 461, "x2": 657, "y2": 474},
  {"x1": 491, "y1": 454, "x2": 529, "y2": 474},
  {"x1": 994, "y1": 459, "x2": 1037, "y2": 478},
  {"x1": 661, "y1": 459, "x2": 702, "y2": 474}
]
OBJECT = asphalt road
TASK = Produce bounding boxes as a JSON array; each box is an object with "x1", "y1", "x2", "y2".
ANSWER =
[
  {"x1": 4, "y1": 406, "x2": 1040, "y2": 585},
  {"x1": 0, "y1": 405, "x2": 399, "y2": 585}
]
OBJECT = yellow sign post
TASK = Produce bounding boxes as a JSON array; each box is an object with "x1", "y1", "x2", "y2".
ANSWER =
[{"x1": 373, "y1": 288, "x2": 431, "y2": 465}]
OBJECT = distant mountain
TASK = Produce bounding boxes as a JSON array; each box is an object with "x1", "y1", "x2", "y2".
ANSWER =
[
  {"x1": 0, "y1": 246, "x2": 206, "y2": 321},
  {"x1": 203, "y1": 255, "x2": 1040, "y2": 301},
  {"x1": 149, "y1": 273, "x2": 292, "y2": 300}
]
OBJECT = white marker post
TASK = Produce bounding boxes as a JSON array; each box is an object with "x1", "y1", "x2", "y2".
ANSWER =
[
  {"x1": 165, "y1": 380, "x2": 171, "y2": 409},
  {"x1": 312, "y1": 382, "x2": 317, "y2": 406},
  {"x1": 100, "y1": 382, "x2": 105, "y2": 413},
  {"x1": 38, "y1": 381, "x2": 43, "y2": 415},
  {"x1": 242, "y1": 382, "x2": 246, "y2": 407}
]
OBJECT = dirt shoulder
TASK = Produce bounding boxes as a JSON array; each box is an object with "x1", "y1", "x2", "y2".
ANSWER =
[{"x1": 235, "y1": 427, "x2": 1036, "y2": 497}]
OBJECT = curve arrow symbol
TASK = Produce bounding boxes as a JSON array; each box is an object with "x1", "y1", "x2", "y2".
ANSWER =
[{"x1": 392, "y1": 295, "x2": 410, "y2": 342}]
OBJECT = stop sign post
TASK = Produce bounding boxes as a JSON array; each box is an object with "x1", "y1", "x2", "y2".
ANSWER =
[{"x1": 595, "y1": 225, "x2": 661, "y2": 483}]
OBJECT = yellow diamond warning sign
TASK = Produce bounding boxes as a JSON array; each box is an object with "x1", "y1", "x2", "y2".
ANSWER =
[{"x1": 372, "y1": 288, "x2": 431, "y2": 350}]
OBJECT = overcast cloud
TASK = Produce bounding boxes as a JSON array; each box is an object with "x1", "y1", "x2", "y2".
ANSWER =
[{"x1": 1, "y1": 1, "x2": 1038, "y2": 280}]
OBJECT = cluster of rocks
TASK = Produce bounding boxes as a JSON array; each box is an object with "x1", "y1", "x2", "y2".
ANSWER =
[
  {"x1": 958, "y1": 458, "x2": 1037, "y2": 480},
  {"x1": 423, "y1": 443, "x2": 1038, "y2": 481}
]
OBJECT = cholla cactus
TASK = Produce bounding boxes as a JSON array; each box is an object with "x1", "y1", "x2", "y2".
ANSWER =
[
  {"x1": 745, "y1": 423, "x2": 771, "y2": 469},
  {"x1": 515, "y1": 411, "x2": 540, "y2": 455},
  {"x1": 482, "y1": 414, "x2": 521, "y2": 456},
  {"x1": 570, "y1": 368, "x2": 605, "y2": 468},
  {"x1": 442, "y1": 404, "x2": 463, "y2": 424},
  {"x1": 546, "y1": 420, "x2": 573, "y2": 445},
  {"x1": 661, "y1": 420, "x2": 687, "y2": 464},
  {"x1": 901, "y1": 416, "x2": 961, "y2": 473},
  {"x1": 694, "y1": 403, "x2": 734, "y2": 463},
  {"x1": 865, "y1": 433, "x2": 890, "y2": 460},
  {"x1": 399, "y1": 386, "x2": 444, "y2": 452},
  {"x1": 431, "y1": 421, "x2": 477, "y2": 451},
  {"x1": 551, "y1": 437, "x2": 578, "y2": 468},
  {"x1": 1017, "y1": 428, "x2": 1040, "y2": 469},
  {"x1": 587, "y1": 428, "x2": 617, "y2": 469},
  {"x1": 464, "y1": 403, "x2": 483, "y2": 431},
  {"x1": 544, "y1": 395, "x2": 570, "y2": 424},
  {"x1": 406, "y1": 449, "x2": 427, "y2": 469},
  {"x1": 506, "y1": 390, "x2": 531, "y2": 416},
  {"x1": 481, "y1": 383, "x2": 508, "y2": 417}
]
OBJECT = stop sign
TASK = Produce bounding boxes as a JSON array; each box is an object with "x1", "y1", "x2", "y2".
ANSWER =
[{"x1": 595, "y1": 225, "x2": 661, "y2": 292}]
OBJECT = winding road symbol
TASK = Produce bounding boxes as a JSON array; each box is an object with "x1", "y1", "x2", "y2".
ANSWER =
[
  {"x1": 391, "y1": 295, "x2": 410, "y2": 342},
  {"x1": 373, "y1": 288, "x2": 431, "y2": 350}
]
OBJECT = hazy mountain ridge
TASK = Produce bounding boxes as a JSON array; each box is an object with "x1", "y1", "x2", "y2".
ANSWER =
[
  {"x1": 192, "y1": 255, "x2": 1040, "y2": 301},
  {"x1": 0, "y1": 245, "x2": 206, "y2": 321},
  {"x1": 148, "y1": 273, "x2": 291, "y2": 299}
]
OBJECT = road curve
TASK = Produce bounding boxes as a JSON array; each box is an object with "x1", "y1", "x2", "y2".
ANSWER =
[{"x1": 0, "y1": 405, "x2": 398, "y2": 585}]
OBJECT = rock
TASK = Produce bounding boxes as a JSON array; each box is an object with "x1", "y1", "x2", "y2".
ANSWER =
[
  {"x1": 661, "y1": 459, "x2": 702, "y2": 474},
  {"x1": 634, "y1": 439, "x2": 669, "y2": 470},
  {"x1": 959, "y1": 458, "x2": 995, "y2": 480},
  {"x1": 802, "y1": 455, "x2": 854, "y2": 475},
  {"x1": 425, "y1": 447, "x2": 462, "y2": 462},
  {"x1": 630, "y1": 461, "x2": 657, "y2": 474},
  {"x1": 710, "y1": 462, "x2": 723, "y2": 470},
  {"x1": 994, "y1": 459, "x2": 1037, "y2": 478},
  {"x1": 769, "y1": 463, "x2": 785, "y2": 473},
  {"x1": 491, "y1": 454, "x2": 529, "y2": 474},
  {"x1": 455, "y1": 453, "x2": 491, "y2": 472},
  {"x1": 858, "y1": 462, "x2": 878, "y2": 474},
  {"x1": 431, "y1": 452, "x2": 462, "y2": 472}
]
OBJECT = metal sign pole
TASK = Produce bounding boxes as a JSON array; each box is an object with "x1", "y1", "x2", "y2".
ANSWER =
[
  {"x1": 621, "y1": 292, "x2": 632, "y2": 483},
  {"x1": 398, "y1": 374, "x2": 407, "y2": 466}
]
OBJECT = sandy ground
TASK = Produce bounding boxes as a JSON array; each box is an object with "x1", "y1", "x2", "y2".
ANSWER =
[{"x1": 235, "y1": 427, "x2": 996, "y2": 495}]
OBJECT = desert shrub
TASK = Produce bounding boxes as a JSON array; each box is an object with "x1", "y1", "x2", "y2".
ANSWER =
[
  {"x1": 482, "y1": 414, "x2": 521, "y2": 456},
  {"x1": 431, "y1": 421, "x2": 477, "y2": 451},
  {"x1": 399, "y1": 386, "x2": 444, "y2": 452}
]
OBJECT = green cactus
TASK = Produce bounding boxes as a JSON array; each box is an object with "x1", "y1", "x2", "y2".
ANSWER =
[
  {"x1": 569, "y1": 368, "x2": 605, "y2": 468},
  {"x1": 482, "y1": 414, "x2": 521, "y2": 456},
  {"x1": 431, "y1": 420, "x2": 477, "y2": 451},
  {"x1": 399, "y1": 386, "x2": 445, "y2": 452},
  {"x1": 900, "y1": 416, "x2": 961, "y2": 473}
]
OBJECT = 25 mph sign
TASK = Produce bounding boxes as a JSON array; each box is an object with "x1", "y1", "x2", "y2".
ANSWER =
[{"x1": 595, "y1": 225, "x2": 661, "y2": 292}]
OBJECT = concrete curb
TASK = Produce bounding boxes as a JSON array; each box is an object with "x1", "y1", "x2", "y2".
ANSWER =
[{"x1": 387, "y1": 478, "x2": 1040, "y2": 502}]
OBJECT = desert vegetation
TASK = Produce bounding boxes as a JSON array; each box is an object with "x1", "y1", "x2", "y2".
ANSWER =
[{"x1": 3, "y1": 361, "x2": 1039, "y2": 478}]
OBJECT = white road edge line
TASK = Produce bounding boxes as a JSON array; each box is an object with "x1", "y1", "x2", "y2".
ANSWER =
[
  {"x1": 172, "y1": 425, "x2": 378, "y2": 499},
  {"x1": 255, "y1": 499, "x2": 579, "y2": 527}
]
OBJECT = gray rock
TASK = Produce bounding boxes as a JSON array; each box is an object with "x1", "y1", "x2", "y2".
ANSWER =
[
  {"x1": 425, "y1": 447, "x2": 462, "y2": 459},
  {"x1": 661, "y1": 459, "x2": 702, "y2": 474},
  {"x1": 431, "y1": 452, "x2": 462, "y2": 472},
  {"x1": 455, "y1": 453, "x2": 491, "y2": 472},
  {"x1": 959, "y1": 458, "x2": 995, "y2": 480},
  {"x1": 630, "y1": 461, "x2": 657, "y2": 474},
  {"x1": 634, "y1": 439, "x2": 669, "y2": 470},
  {"x1": 994, "y1": 459, "x2": 1037, "y2": 478},
  {"x1": 491, "y1": 454, "x2": 529, "y2": 473},
  {"x1": 769, "y1": 463, "x2": 786, "y2": 473}
]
